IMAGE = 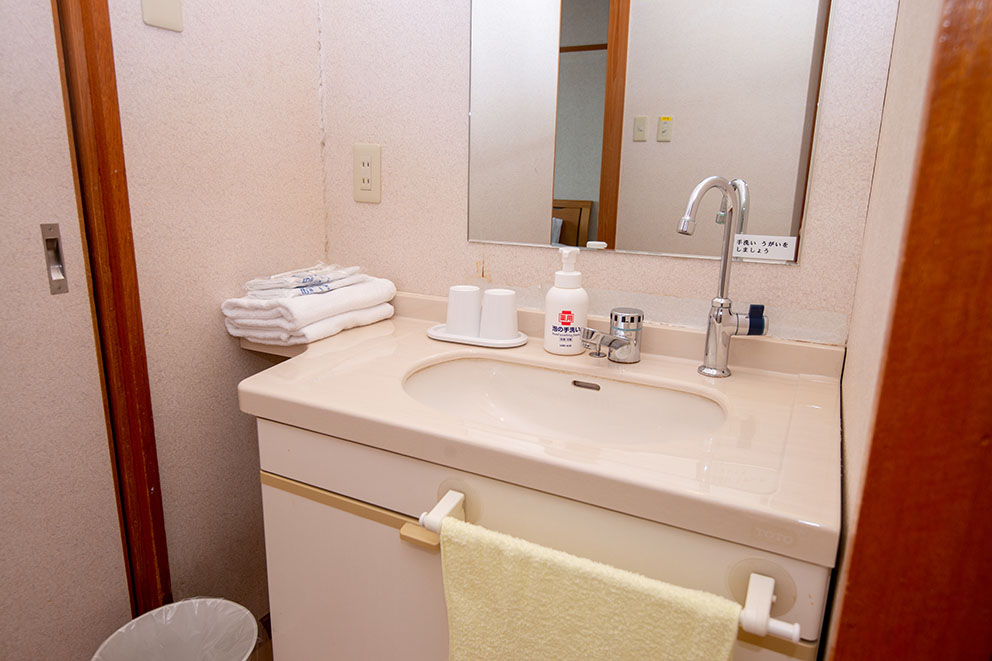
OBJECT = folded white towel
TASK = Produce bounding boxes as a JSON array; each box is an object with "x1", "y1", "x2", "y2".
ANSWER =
[
  {"x1": 226, "y1": 303, "x2": 394, "y2": 345},
  {"x1": 244, "y1": 273, "x2": 372, "y2": 299},
  {"x1": 222, "y1": 277, "x2": 396, "y2": 331},
  {"x1": 244, "y1": 263, "x2": 361, "y2": 291}
]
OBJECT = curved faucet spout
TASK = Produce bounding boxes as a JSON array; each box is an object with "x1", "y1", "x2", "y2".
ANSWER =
[
  {"x1": 677, "y1": 176, "x2": 735, "y2": 238},
  {"x1": 674, "y1": 175, "x2": 762, "y2": 377},
  {"x1": 678, "y1": 176, "x2": 747, "y2": 300}
]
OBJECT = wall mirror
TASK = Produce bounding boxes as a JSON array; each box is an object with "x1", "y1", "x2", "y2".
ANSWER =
[{"x1": 468, "y1": 0, "x2": 829, "y2": 262}]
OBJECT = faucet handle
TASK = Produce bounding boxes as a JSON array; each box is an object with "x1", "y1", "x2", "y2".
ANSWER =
[
  {"x1": 609, "y1": 308, "x2": 643, "y2": 363},
  {"x1": 743, "y1": 304, "x2": 768, "y2": 336},
  {"x1": 610, "y1": 307, "x2": 644, "y2": 331},
  {"x1": 580, "y1": 327, "x2": 607, "y2": 357}
]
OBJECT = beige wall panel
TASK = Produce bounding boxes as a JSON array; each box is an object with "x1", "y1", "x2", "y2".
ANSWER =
[
  {"x1": 830, "y1": 1, "x2": 944, "y2": 650},
  {"x1": 0, "y1": 2, "x2": 131, "y2": 658},
  {"x1": 107, "y1": 1, "x2": 327, "y2": 616},
  {"x1": 322, "y1": 0, "x2": 897, "y2": 346}
]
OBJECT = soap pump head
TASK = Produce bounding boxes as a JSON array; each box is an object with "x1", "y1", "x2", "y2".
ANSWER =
[{"x1": 555, "y1": 247, "x2": 582, "y2": 288}]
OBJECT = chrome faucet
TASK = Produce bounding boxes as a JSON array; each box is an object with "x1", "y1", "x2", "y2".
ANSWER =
[
  {"x1": 581, "y1": 308, "x2": 643, "y2": 363},
  {"x1": 678, "y1": 176, "x2": 768, "y2": 377}
]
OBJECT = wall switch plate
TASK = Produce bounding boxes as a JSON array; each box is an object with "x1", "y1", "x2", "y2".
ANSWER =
[
  {"x1": 141, "y1": 0, "x2": 183, "y2": 32},
  {"x1": 633, "y1": 115, "x2": 647, "y2": 142},
  {"x1": 353, "y1": 143, "x2": 381, "y2": 203},
  {"x1": 657, "y1": 116, "x2": 673, "y2": 142}
]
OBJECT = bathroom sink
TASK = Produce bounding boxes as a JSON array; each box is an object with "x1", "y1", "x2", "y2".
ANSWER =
[
  {"x1": 403, "y1": 357, "x2": 726, "y2": 446},
  {"x1": 239, "y1": 314, "x2": 842, "y2": 568}
]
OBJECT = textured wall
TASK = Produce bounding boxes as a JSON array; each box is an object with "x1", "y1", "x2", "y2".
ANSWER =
[
  {"x1": 0, "y1": 2, "x2": 131, "y2": 657},
  {"x1": 323, "y1": 0, "x2": 898, "y2": 346},
  {"x1": 107, "y1": 1, "x2": 326, "y2": 617},
  {"x1": 829, "y1": 1, "x2": 943, "y2": 650}
]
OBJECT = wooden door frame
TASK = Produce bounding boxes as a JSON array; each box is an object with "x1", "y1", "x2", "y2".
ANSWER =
[
  {"x1": 50, "y1": 0, "x2": 171, "y2": 616},
  {"x1": 830, "y1": 0, "x2": 992, "y2": 656},
  {"x1": 596, "y1": 0, "x2": 630, "y2": 249}
]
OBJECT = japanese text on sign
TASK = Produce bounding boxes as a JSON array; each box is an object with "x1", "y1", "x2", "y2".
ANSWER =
[{"x1": 733, "y1": 234, "x2": 797, "y2": 261}]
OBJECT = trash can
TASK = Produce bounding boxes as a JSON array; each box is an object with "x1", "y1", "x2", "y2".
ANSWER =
[{"x1": 92, "y1": 597, "x2": 258, "y2": 661}]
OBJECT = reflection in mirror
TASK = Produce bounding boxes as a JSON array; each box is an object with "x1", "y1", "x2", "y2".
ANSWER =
[
  {"x1": 468, "y1": 0, "x2": 829, "y2": 262},
  {"x1": 553, "y1": 0, "x2": 610, "y2": 245}
]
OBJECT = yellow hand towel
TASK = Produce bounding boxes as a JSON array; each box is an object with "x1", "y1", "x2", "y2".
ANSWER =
[{"x1": 440, "y1": 518, "x2": 742, "y2": 661}]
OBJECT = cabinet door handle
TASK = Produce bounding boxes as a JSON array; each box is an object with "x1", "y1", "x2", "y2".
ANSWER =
[
  {"x1": 399, "y1": 522, "x2": 440, "y2": 550},
  {"x1": 261, "y1": 471, "x2": 445, "y2": 552}
]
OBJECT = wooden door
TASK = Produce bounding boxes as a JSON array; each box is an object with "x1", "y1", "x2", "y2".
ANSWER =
[{"x1": 829, "y1": 1, "x2": 992, "y2": 657}]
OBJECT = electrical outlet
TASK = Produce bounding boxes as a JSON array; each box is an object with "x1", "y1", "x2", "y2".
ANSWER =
[
  {"x1": 657, "y1": 116, "x2": 673, "y2": 142},
  {"x1": 353, "y1": 143, "x2": 381, "y2": 203}
]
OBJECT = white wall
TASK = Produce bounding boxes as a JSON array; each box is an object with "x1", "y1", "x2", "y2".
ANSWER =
[
  {"x1": 108, "y1": 1, "x2": 326, "y2": 617},
  {"x1": 828, "y1": 1, "x2": 944, "y2": 650},
  {"x1": 470, "y1": 0, "x2": 561, "y2": 244},
  {"x1": 0, "y1": 2, "x2": 131, "y2": 657},
  {"x1": 617, "y1": 0, "x2": 822, "y2": 256},
  {"x1": 322, "y1": 0, "x2": 898, "y2": 347}
]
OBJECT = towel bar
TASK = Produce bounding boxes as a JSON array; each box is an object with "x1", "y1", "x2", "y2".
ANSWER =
[
  {"x1": 740, "y1": 573, "x2": 801, "y2": 642},
  {"x1": 418, "y1": 490, "x2": 465, "y2": 532},
  {"x1": 406, "y1": 490, "x2": 802, "y2": 644},
  {"x1": 397, "y1": 490, "x2": 465, "y2": 550}
]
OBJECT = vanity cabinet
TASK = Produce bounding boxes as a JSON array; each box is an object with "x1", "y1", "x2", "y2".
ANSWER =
[
  {"x1": 257, "y1": 419, "x2": 826, "y2": 661},
  {"x1": 260, "y1": 472, "x2": 447, "y2": 659}
]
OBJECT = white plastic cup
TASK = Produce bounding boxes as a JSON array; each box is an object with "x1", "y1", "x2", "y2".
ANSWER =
[
  {"x1": 445, "y1": 285, "x2": 481, "y2": 337},
  {"x1": 479, "y1": 288, "x2": 518, "y2": 340}
]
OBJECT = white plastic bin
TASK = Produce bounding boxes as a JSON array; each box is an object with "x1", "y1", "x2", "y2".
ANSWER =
[{"x1": 92, "y1": 597, "x2": 258, "y2": 661}]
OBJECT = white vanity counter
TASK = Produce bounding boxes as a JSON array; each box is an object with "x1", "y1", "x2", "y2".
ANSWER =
[{"x1": 238, "y1": 300, "x2": 841, "y2": 568}]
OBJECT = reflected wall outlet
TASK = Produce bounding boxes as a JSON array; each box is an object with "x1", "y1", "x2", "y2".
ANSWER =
[
  {"x1": 141, "y1": 0, "x2": 183, "y2": 32},
  {"x1": 657, "y1": 116, "x2": 673, "y2": 142},
  {"x1": 353, "y1": 143, "x2": 381, "y2": 203}
]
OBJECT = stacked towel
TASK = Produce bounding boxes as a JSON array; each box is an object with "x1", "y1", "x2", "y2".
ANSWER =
[
  {"x1": 440, "y1": 518, "x2": 742, "y2": 661},
  {"x1": 223, "y1": 265, "x2": 396, "y2": 346},
  {"x1": 244, "y1": 273, "x2": 371, "y2": 299},
  {"x1": 244, "y1": 263, "x2": 361, "y2": 292}
]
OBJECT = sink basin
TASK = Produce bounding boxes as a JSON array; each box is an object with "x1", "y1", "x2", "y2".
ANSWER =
[{"x1": 403, "y1": 357, "x2": 726, "y2": 446}]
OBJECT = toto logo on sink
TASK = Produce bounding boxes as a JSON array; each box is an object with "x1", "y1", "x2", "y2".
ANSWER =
[
  {"x1": 750, "y1": 525, "x2": 796, "y2": 547},
  {"x1": 558, "y1": 310, "x2": 574, "y2": 326}
]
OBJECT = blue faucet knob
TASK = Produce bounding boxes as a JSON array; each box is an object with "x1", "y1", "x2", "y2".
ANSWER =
[{"x1": 746, "y1": 304, "x2": 766, "y2": 336}]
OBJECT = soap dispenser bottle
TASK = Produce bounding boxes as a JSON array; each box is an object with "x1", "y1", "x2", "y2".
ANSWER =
[{"x1": 544, "y1": 247, "x2": 589, "y2": 355}]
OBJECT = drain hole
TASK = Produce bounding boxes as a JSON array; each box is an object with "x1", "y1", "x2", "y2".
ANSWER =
[{"x1": 572, "y1": 379, "x2": 601, "y2": 391}]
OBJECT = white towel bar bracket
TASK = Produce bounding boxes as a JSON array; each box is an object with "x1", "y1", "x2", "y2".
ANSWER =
[
  {"x1": 419, "y1": 491, "x2": 801, "y2": 644},
  {"x1": 740, "y1": 573, "x2": 801, "y2": 642},
  {"x1": 419, "y1": 490, "x2": 465, "y2": 533}
]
